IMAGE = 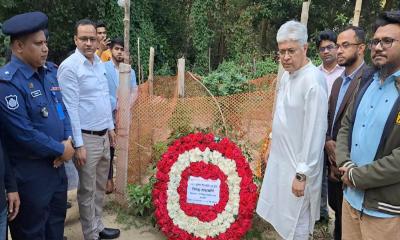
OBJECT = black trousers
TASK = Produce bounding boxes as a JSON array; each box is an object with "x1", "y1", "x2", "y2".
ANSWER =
[
  {"x1": 10, "y1": 171, "x2": 67, "y2": 240},
  {"x1": 328, "y1": 179, "x2": 343, "y2": 240}
]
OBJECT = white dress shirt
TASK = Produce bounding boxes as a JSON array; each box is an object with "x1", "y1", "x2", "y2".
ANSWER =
[{"x1": 58, "y1": 49, "x2": 114, "y2": 147}]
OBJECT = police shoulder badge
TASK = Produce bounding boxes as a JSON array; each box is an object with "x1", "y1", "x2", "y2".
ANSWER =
[{"x1": 5, "y1": 95, "x2": 19, "y2": 110}]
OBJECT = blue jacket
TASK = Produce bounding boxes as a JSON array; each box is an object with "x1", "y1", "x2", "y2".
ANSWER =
[
  {"x1": 0, "y1": 56, "x2": 72, "y2": 183},
  {"x1": 0, "y1": 134, "x2": 17, "y2": 211},
  {"x1": 104, "y1": 60, "x2": 137, "y2": 111}
]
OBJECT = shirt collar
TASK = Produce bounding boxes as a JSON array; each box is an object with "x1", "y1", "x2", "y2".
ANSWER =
[
  {"x1": 374, "y1": 69, "x2": 400, "y2": 86},
  {"x1": 74, "y1": 48, "x2": 101, "y2": 65},
  {"x1": 341, "y1": 61, "x2": 365, "y2": 81},
  {"x1": 319, "y1": 64, "x2": 343, "y2": 74},
  {"x1": 10, "y1": 55, "x2": 36, "y2": 79},
  {"x1": 290, "y1": 59, "x2": 312, "y2": 78}
]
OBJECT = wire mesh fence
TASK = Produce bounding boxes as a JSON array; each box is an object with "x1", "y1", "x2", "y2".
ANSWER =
[{"x1": 125, "y1": 72, "x2": 276, "y2": 184}]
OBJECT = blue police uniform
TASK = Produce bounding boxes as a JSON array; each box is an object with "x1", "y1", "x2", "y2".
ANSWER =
[{"x1": 0, "y1": 12, "x2": 72, "y2": 240}]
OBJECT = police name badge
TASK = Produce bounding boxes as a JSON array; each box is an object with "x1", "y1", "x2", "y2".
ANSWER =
[
  {"x1": 5, "y1": 95, "x2": 19, "y2": 110},
  {"x1": 31, "y1": 90, "x2": 42, "y2": 98}
]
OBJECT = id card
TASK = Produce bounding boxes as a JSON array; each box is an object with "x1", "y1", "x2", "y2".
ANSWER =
[{"x1": 56, "y1": 103, "x2": 65, "y2": 120}]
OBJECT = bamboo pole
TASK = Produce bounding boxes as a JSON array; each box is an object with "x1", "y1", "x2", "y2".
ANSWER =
[
  {"x1": 148, "y1": 47, "x2": 155, "y2": 96},
  {"x1": 116, "y1": 0, "x2": 131, "y2": 205},
  {"x1": 353, "y1": 0, "x2": 363, "y2": 27},
  {"x1": 177, "y1": 58, "x2": 185, "y2": 97},
  {"x1": 123, "y1": 0, "x2": 130, "y2": 64},
  {"x1": 137, "y1": 38, "x2": 141, "y2": 84},
  {"x1": 208, "y1": 47, "x2": 211, "y2": 73},
  {"x1": 301, "y1": 0, "x2": 311, "y2": 26}
]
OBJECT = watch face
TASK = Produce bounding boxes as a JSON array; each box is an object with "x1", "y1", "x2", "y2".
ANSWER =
[{"x1": 296, "y1": 173, "x2": 305, "y2": 181}]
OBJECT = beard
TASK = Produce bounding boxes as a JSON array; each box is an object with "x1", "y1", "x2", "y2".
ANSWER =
[
  {"x1": 373, "y1": 61, "x2": 398, "y2": 80},
  {"x1": 113, "y1": 55, "x2": 124, "y2": 63},
  {"x1": 338, "y1": 52, "x2": 357, "y2": 67}
]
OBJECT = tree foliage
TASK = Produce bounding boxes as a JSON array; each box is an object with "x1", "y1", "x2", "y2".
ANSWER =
[{"x1": 0, "y1": 0, "x2": 398, "y2": 75}]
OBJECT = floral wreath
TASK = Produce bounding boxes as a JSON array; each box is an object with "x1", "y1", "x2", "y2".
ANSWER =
[{"x1": 153, "y1": 132, "x2": 258, "y2": 240}]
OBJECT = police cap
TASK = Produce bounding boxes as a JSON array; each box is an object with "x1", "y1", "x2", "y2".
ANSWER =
[{"x1": 2, "y1": 11, "x2": 48, "y2": 37}]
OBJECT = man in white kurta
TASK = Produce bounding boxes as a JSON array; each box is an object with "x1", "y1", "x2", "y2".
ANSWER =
[{"x1": 257, "y1": 21, "x2": 328, "y2": 240}]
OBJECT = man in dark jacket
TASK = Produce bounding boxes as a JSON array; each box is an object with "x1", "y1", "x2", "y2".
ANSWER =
[
  {"x1": 336, "y1": 11, "x2": 400, "y2": 240},
  {"x1": 325, "y1": 25, "x2": 372, "y2": 240}
]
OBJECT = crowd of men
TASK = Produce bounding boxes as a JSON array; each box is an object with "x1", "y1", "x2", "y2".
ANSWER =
[
  {"x1": 0, "y1": 11, "x2": 137, "y2": 240},
  {"x1": 0, "y1": 8, "x2": 399, "y2": 240},
  {"x1": 257, "y1": 10, "x2": 400, "y2": 240}
]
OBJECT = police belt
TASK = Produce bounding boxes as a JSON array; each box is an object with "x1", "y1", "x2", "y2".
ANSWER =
[{"x1": 81, "y1": 129, "x2": 108, "y2": 136}]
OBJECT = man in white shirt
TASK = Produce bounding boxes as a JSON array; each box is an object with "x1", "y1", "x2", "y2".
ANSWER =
[
  {"x1": 315, "y1": 30, "x2": 344, "y2": 224},
  {"x1": 58, "y1": 19, "x2": 119, "y2": 240},
  {"x1": 257, "y1": 20, "x2": 328, "y2": 240}
]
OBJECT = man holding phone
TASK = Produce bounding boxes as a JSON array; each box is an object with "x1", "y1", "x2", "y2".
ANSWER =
[{"x1": 95, "y1": 20, "x2": 112, "y2": 62}]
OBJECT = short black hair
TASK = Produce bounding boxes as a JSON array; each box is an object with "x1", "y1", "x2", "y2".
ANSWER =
[
  {"x1": 110, "y1": 37, "x2": 124, "y2": 49},
  {"x1": 74, "y1": 19, "x2": 96, "y2": 35},
  {"x1": 342, "y1": 26, "x2": 365, "y2": 43},
  {"x1": 315, "y1": 30, "x2": 337, "y2": 48},
  {"x1": 373, "y1": 11, "x2": 400, "y2": 32},
  {"x1": 96, "y1": 20, "x2": 106, "y2": 29}
]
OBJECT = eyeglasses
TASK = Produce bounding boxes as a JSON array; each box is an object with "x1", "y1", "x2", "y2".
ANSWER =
[
  {"x1": 319, "y1": 44, "x2": 337, "y2": 52},
  {"x1": 77, "y1": 36, "x2": 97, "y2": 43},
  {"x1": 368, "y1": 37, "x2": 400, "y2": 49},
  {"x1": 277, "y1": 48, "x2": 297, "y2": 57},
  {"x1": 336, "y1": 42, "x2": 362, "y2": 50}
]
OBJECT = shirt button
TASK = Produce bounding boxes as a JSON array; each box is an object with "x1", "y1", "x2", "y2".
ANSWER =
[
  {"x1": 385, "y1": 99, "x2": 389, "y2": 103},
  {"x1": 362, "y1": 124, "x2": 365, "y2": 127},
  {"x1": 379, "y1": 87, "x2": 382, "y2": 90},
  {"x1": 370, "y1": 106, "x2": 373, "y2": 109},
  {"x1": 355, "y1": 144, "x2": 358, "y2": 147}
]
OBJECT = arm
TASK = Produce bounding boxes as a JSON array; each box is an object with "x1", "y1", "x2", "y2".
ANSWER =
[
  {"x1": 335, "y1": 90, "x2": 357, "y2": 169},
  {"x1": 348, "y1": 147, "x2": 400, "y2": 190},
  {"x1": 57, "y1": 65, "x2": 83, "y2": 147},
  {"x1": 0, "y1": 83, "x2": 64, "y2": 158},
  {"x1": 2, "y1": 140, "x2": 16, "y2": 194},
  {"x1": 296, "y1": 84, "x2": 328, "y2": 176},
  {"x1": 2, "y1": 139, "x2": 19, "y2": 221},
  {"x1": 326, "y1": 92, "x2": 333, "y2": 142},
  {"x1": 60, "y1": 94, "x2": 72, "y2": 139}
]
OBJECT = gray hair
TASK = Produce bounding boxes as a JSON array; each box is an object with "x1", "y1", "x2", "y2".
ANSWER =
[{"x1": 276, "y1": 20, "x2": 308, "y2": 45}]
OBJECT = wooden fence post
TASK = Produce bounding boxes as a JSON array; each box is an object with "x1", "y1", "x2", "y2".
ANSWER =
[
  {"x1": 148, "y1": 47, "x2": 155, "y2": 96},
  {"x1": 115, "y1": 0, "x2": 131, "y2": 206},
  {"x1": 177, "y1": 58, "x2": 185, "y2": 97},
  {"x1": 137, "y1": 37, "x2": 141, "y2": 84}
]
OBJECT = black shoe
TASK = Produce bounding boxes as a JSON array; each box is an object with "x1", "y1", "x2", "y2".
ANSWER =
[
  {"x1": 99, "y1": 228, "x2": 120, "y2": 239},
  {"x1": 63, "y1": 237, "x2": 67, "y2": 240},
  {"x1": 66, "y1": 201, "x2": 72, "y2": 209}
]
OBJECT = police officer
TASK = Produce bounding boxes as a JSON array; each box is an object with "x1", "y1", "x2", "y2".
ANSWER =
[{"x1": 0, "y1": 12, "x2": 75, "y2": 239}]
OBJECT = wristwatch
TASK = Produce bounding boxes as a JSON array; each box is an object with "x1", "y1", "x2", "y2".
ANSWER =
[{"x1": 295, "y1": 173, "x2": 306, "y2": 182}]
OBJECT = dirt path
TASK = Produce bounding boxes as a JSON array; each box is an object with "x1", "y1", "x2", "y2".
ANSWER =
[{"x1": 64, "y1": 190, "x2": 165, "y2": 240}]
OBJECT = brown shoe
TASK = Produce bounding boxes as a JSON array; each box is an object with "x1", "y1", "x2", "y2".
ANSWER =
[{"x1": 106, "y1": 179, "x2": 114, "y2": 194}]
